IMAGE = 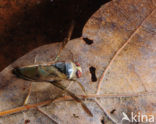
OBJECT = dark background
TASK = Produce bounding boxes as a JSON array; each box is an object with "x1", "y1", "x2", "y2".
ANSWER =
[{"x1": 0, "y1": 0, "x2": 110, "y2": 71}]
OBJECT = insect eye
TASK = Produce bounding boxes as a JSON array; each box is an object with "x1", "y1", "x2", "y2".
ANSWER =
[
  {"x1": 76, "y1": 70, "x2": 82, "y2": 78},
  {"x1": 75, "y1": 62, "x2": 80, "y2": 66}
]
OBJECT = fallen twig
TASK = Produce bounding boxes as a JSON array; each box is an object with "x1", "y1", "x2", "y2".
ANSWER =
[{"x1": 1, "y1": 91, "x2": 156, "y2": 117}]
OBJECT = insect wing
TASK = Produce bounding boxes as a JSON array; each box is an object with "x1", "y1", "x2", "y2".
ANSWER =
[{"x1": 13, "y1": 65, "x2": 67, "y2": 81}]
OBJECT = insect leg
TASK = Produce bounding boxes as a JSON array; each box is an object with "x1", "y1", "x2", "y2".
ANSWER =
[
  {"x1": 23, "y1": 83, "x2": 32, "y2": 105},
  {"x1": 71, "y1": 79, "x2": 87, "y2": 95},
  {"x1": 48, "y1": 80, "x2": 93, "y2": 117},
  {"x1": 54, "y1": 20, "x2": 75, "y2": 62},
  {"x1": 65, "y1": 80, "x2": 74, "y2": 90},
  {"x1": 23, "y1": 55, "x2": 38, "y2": 105}
]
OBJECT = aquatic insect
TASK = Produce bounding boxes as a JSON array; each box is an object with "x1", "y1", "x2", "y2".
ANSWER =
[
  {"x1": 13, "y1": 61, "x2": 93, "y2": 117},
  {"x1": 13, "y1": 61, "x2": 82, "y2": 81}
]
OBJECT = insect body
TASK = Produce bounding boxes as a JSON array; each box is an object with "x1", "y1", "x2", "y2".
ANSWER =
[
  {"x1": 13, "y1": 61, "x2": 93, "y2": 117},
  {"x1": 13, "y1": 62, "x2": 82, "y2": 81}
]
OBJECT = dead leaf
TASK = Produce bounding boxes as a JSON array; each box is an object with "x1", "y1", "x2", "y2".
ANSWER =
[
  {"x1": 82, "y1": 0, "x2": 156, "y2": 123},
  {"x1": 0, "y1": 0, "x2": 156, "y2": 124}
]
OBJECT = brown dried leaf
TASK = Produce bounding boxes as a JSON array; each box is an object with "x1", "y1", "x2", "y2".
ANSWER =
[{"x1": 0, "y1": 0, "x2": 156, "y2": 124}]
